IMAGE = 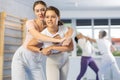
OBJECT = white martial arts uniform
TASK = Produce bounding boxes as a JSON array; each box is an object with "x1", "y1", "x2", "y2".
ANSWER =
[{"x1": 97, "y1": 38, "x2": 120, "y2": 80}]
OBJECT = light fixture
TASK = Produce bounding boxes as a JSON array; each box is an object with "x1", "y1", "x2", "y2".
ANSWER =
[{"x1": 75, "y1": 0, "x2": 80, "y2": 7}]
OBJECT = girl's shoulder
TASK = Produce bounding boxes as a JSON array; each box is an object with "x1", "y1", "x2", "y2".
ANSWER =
[{"x1": 59, "y1": 25, "x2": 68, "y2": 32}]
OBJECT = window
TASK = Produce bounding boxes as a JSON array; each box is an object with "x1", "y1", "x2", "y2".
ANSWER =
[
  {"x1": 75, "y1": 18, "x2": 120, "y2": 56},
  {"x1": 94, "y1": 19, "x2": 108, "y2": 25},
  {"x1": 94, "y1": 29, "x2": 108, "y2": 39},
  {"x1": 76, "y1": 29, "x2": 92, "y2": 37},
  {"x1": 61, "y1": 19, "x2": 72, "y2": 27},
  {"x1": 76, "y1": 19, "x2": 91, "y2": 26},
  {"x1": 111, "y1": 19, "x2": 120, "y2": 25}
]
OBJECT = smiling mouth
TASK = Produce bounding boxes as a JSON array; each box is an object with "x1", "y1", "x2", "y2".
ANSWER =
[{"x1": 47, "y1": 22, "x2": 53, "y2": 24}]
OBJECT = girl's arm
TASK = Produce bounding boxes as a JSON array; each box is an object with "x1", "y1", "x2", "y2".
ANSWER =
[
  {"x1": 76, "y1": 33, "x2": 96, "y2": 43},
  {"x1": 45, "y1": 39, "x2": 74, "y2": 52},
  {"x1": 27, "y1": 38, "x2": 73, "y2": 55},
  {"x1": 84, "y1": 36, "x2": 96, "y2": 43}
]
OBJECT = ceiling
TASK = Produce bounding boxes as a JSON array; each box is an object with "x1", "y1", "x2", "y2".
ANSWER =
[
  {"x1": 43, "y1": 0, "x2": 120, "y2": 10},
  {"x1": 25, "y1": 0, "x2": 120, "y2": 11}
]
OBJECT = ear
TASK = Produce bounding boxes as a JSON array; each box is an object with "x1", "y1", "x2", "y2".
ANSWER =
[{"x1": 58, "y1": 16, "x2": 60, "y2": 21}]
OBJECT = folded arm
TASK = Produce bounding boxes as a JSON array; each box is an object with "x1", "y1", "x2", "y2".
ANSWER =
[{"x1": 45, "y1": 39, "x2": 74, "y2": 53}]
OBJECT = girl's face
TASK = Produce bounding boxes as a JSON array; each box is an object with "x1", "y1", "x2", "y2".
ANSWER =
[
  {"x1": 77, "y1": 33, "x2": 83, "y2": 39},
  {"x1": 99, "y1": 32, "x2": 102, "y2": 39},
  {"x1": 45, "y1": 10, "x2": 60, "y2": 28},
  {"x1": 34, "y1": 4, "x2": 46, "y2": 21}
]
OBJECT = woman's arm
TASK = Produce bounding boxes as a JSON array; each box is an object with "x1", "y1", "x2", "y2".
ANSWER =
[
  {"x1": 47, "y1": 39, "x2": 74, "y2": 52},
  {"x1": 27, "y1": 38, "x2": 73, "y2": 55},
  {"x1": 27, "y1": 38, "x2": 41, "y2": 53},
  {"x1": 64, "y1": 27, "x2": 73, "y2": 38},
  {"x1": 27, "y1": 38, "x2": 51, "y2": 55},
  {"x1": 62, "y1": 27, "x2": 73, "y2": 46},
  {"x1": 27, "y1": 20, "x2": 65, "y2": 43},
  {"x1": 29, "y1": 28, "x2": 65, "y2": 43}
]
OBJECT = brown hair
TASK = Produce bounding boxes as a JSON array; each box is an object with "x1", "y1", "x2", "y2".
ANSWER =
[
  {"x1": 33, "y1": 0, "x2": 47, "y2": 11},
  {"x1": 99, "y1": 30, "x2": 107, "y2": 38},
  {"x1": 45, "y1": 6, "x2": 63, "y2": 26}
]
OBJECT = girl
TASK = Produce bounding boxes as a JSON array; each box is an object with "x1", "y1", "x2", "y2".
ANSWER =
[{"x1": 75, "y1": 33, "x2": 99, "y2": 80}]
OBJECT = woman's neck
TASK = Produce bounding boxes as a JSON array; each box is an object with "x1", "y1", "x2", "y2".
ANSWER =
[
  {"x1": 35, "y1": 18, "x2": 43, "y2": 24},
  {"x1": 35, "y1": 18, "x2": 45, "y2": 32},
  {"x1": 47, "y1": 26, "x2": 58, "y2": 34}
]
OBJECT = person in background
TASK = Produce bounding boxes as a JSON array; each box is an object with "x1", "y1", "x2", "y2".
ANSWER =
[
  {"x1": 95, "y1": 30, "x2": 120, "y2": 80},
  {"x1": 27, "y1": 6, "x2": 74, "y2": 80},
  {"x1": 81, "y1": 30, "x2": 120, "y2": 80},
  {"x1": 75, "y1": 33, "x2": 99, "y2": 80},
  {"x1": 11, "y1": 1, "x2": 73, "y2": 80}
]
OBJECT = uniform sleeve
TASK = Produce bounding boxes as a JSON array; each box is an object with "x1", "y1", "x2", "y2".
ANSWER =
[{"x1": 26, "y1": 20, "x2": 35, "y2": 32}]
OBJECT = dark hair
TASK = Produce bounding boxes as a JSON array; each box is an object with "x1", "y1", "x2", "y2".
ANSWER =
[
  {"x1": 45, "y1": 6, "x2": 63, "y2": 26},
  {"x1": 74, "y1": 37, "x2": 78, "y2": 43},
  {"x1": 99, "y1": 30, "x2": 107, "y2": 38},
  {"x1": 33, "y1": 0, "x2": 47, "y2": 11}
]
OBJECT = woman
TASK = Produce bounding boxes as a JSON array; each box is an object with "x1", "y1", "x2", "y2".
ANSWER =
[
  {"x1": 27, "y1": 6, "x2": 74, "y2": 80},
  {"x1": 11, "y1": 1, "x2": 70, "y2": 80},
  {"x1": 75, "y1": 33, "x2": 99, "y2": 80},
  {"x1": 96, "y1": 30, "x2": 120, "y2": 80}
]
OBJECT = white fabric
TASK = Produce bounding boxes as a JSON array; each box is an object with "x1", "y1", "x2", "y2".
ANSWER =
[
  {"x1": 12, "y1": 19, "x2": 46, "y2": 80},
  {"x1": 41, "y1": 26, "x2": 69, "y2": 80},
  {"x1": 96, "y1": 39, "x2": 111, "y2": 55},
  {"x1": 97, "y1": 38, "x2": 120, "y2": 80},
  {"x1": 78, "y1": 38, "x2": 93, "y2": 56},
  {"x1": 12, "y1": 46, "x2": 46, "y2": 80}
]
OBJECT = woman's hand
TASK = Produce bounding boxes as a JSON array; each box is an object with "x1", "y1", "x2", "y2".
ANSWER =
[{"x1": 41, "y1": 47, "x2": 51, "y2": 56}]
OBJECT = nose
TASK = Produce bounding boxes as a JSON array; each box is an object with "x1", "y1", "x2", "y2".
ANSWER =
[
  {"x1": 48, "y1": 17, "x2": 52, "y2": 21},
  {"x1": 38, "y1": 10, "x2": 42, "y2": 14}
]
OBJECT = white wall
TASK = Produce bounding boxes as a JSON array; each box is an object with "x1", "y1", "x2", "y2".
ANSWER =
[
  {"x1": 1, "y1": 0, "x2": 120, "y2": 19},
  {"x1": 61, "y1": 10, "x2": 120, "y2": 19},
  {"x1": 0, "y1": 0, "x2": 34, "y2": 19}
]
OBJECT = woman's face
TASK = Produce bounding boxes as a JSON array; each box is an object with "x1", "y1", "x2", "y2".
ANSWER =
[
  {"x1": 34, "y1": 4, "x2": 46, "y2": 21},
  {"x1": 44, "y1": 10, "x2": 59, "y2": 28}
]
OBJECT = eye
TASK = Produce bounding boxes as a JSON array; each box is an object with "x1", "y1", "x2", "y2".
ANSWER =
[
  {"x1": 45, "y1": 16, "x2": 49, "y2": 18},
  {"x1": 35, "y1": 9, "x2": 39, "y2": 13},
  {"x1": 41, "y1": 8, "x2": 46, "y2": 11},
  {"x1": 51, "y1": 16, "x2": 56, "y2": 18}
]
